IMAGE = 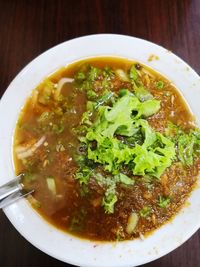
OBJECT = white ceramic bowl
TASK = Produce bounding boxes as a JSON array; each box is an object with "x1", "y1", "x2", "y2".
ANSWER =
[{"x1": 1, "y1": 34, "x2": 200, "y2": 267}]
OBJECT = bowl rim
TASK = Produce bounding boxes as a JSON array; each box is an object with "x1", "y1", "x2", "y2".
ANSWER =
[{"x1": 1, "y1": 34, "x2": 200, "y2": 267}]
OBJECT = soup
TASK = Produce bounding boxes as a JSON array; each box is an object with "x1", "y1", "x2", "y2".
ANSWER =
[{"x1": 14, "y1": 57, "x2": 200, "y2": 241}]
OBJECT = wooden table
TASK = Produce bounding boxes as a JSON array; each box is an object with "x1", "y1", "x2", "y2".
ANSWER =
[{"x1": 0, "y1": 0, "x2": 200, "y2": 266}]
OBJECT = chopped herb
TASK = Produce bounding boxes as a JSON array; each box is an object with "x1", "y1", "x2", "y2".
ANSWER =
[
  {"x1": 139, "y1": 206, "x2": 152, "y2": 218},
  {"x1": 38, "y1": 80, "x2": 54, "y2": 105},
  {"x1": 87, "y1": 89, "x2": 98, "y2": 100},
  {"x1": 81, "y1": 111, "x2": 93, "y2": 125},
  {"x1": 163, "y1": 91, "x2": 171, "y2": 97},
  {"x1": 95, "y1": 173, "x2": 118, "y2": 213},
  {"x1": 141, "y1": 175, "x2": 154, "y2": 190},
  {"x1": 156, "y1": 81, "x2": 164, "y2": 89},
  {"x1": 37, "y1": 111, "x2": 51, "y2": 123},
  {"x1": 69, "y1": 208, "x2": 87, "y2": 232},
  {"x1": 94, "y1": 172, "x2": 134, "y2": 213},
  {"x1": 102, "y1": 191, "x2": 117, "y2": 214},
  {"x1": 88, "y1": 66, "x2": 101, "y2": 81},
  {"x1": 75, "y1": 72, "x2": 86, "y2": 81},
  {"x1": 75, "y1": 166, "x2": 92, "y2": 185},
  {"x1": 52, "y1": 123, "x2": 65, "y2": 134},
  {"x1": 103, "y1": 66, "x2": 115, "y2": 78},
  {"x1": 158, "y1": 196, "x2": 170, "y2": 208},
  {"x1": 79, "y1": 184, "x2": 90, "y2": 197},
  {"x1": 73, "y1": 125, "x2": 88, "y2": 136}
]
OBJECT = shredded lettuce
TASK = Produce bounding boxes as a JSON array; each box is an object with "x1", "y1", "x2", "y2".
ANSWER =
[
  {"x1": 115, "y1": 173, "x2": 134, "y2": 185},
  {"x1": 138, "y1": 99, "x2": 160, "y2": 118},
  {"x1": 129, "y1": 65, "x2": 138, "y2": 81},
  {"x1": 166, "y1": 122, "x2": 200, "y2": 166},
  {"x1": 95, "y1": 172, "x2": 134, "y2": 213},
  {"x1": 84, "y1": 90, "x2": 174, "y2": 177},
  {"x1": 102, "y1": 191, "x2": 118, "y2": 214},
  {"x1": 94, "y1": 91, "x2": 114, "y2": 109},
  {"x1": 75, "y1": 166, "x2": 93, "y2": 185},
  {"x1": 134, "y1": 87, "x2": 153, "y2": 102}
]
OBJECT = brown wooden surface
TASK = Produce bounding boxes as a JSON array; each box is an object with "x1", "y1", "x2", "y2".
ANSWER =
[{"x1": 0, "y1": 0, "x2": 200, "y2": 266}]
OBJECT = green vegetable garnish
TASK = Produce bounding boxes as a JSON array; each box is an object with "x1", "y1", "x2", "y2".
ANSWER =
[
  {"x1": 52, "y1": 123, "x2": 65, "y2": 134},
  {"x1": 95, "y1": 172, "x2": 134, "y2": 213},
  {"x1": 76, "y1": 166, "x2": 92, "y2": 185},
  {"x1": 163, "y1": 91, "x2": 171, "y2": 97},
  {"x1": 73, "y1": 66, "x2": 179, "y2": 214},
  {"x1": 129, "y1": 65, "x2": 138, "y2": 81},
  {"x1": 115, "y1": 173, "x2": 134, "y2": 185},
  {"x1": 87, "y1": 89, "x2": 97, "y2": 99},
  {"x1": 38, "y1": 79, "x2": 54, "y2": 105},
  {"x1": 75, "y1": 72, "x2": 86, "y2": 81},
  {"x1": 37, "y1": 111, "x2": 51, "y2": 123},
  {"x1": 94, "y1": 91, "x2": 114, "y2": 109},
  {"x1": 73, "y1": 85, "x2": 177, "y2": 213},
  {"x1": 156, "y1": 81, "x2": 164, "y2": 89},
  {"x1": 88, "y1": 66, "x2": 101, "y2": 81},
  {"x1": 134, "y1": 87, "x2": 153, "y2": 102},
  {"x1": 102, "y1": 192, "x2": 117, "y2": 214},
  {"x1": 158, "y1": 196, "x2": 170, "y2": 208},
  {"x1": 85, "y1": 91, "x2": 174, "y2": 177},
  {"x1": 139, "y1": 206, "x2": 152, "y2": 218},
  {"x1": 75, "y1": 65, "x2": 115, "y2": 99},
  {"x1": 166, "y1": 122, "x2": 200, "y2": 166},
  {"x1": 69, "y1": 208, "x2": 87, "y2": 232}
]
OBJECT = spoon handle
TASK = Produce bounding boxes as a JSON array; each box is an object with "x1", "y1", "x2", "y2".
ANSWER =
[
  {"x1": 0, "y1": 175, "x2": 23, "y2": 201},
  {"x1": 0, "y1": 189, "x2": 34, "y2": 209},
  {"x1": 0, "y1": 174, "x2": 34, "y2": 209}
]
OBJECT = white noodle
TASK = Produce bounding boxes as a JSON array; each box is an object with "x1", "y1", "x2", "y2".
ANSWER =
[
  {"x1": 56, "y1": 77, "x2": 74, "y2": 96},
  {"x1": 15, "y1": 146, "x2": 30, "y2": 153},
  {"x1": 17, "y1": 136, "x2": 46, "y2": 159}
]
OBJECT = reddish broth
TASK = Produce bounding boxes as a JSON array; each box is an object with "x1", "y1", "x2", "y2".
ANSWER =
[{"x1": 14, "y1": 58, "x2": 199, "y2": 241}]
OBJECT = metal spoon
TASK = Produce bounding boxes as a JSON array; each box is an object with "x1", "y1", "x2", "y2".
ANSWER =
[{"x1": 0, "y1": 174, "x2": 34, "y2": 209}]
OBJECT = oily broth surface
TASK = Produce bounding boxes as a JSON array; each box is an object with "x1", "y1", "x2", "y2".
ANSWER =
[{"x1": 13, "y1": 57, "x2": 198, "y2": 241}]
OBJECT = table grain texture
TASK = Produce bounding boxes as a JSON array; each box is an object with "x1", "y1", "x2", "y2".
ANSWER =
[{"x1": 0, "y1": 0, "x2": 200, "y2": 266}]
